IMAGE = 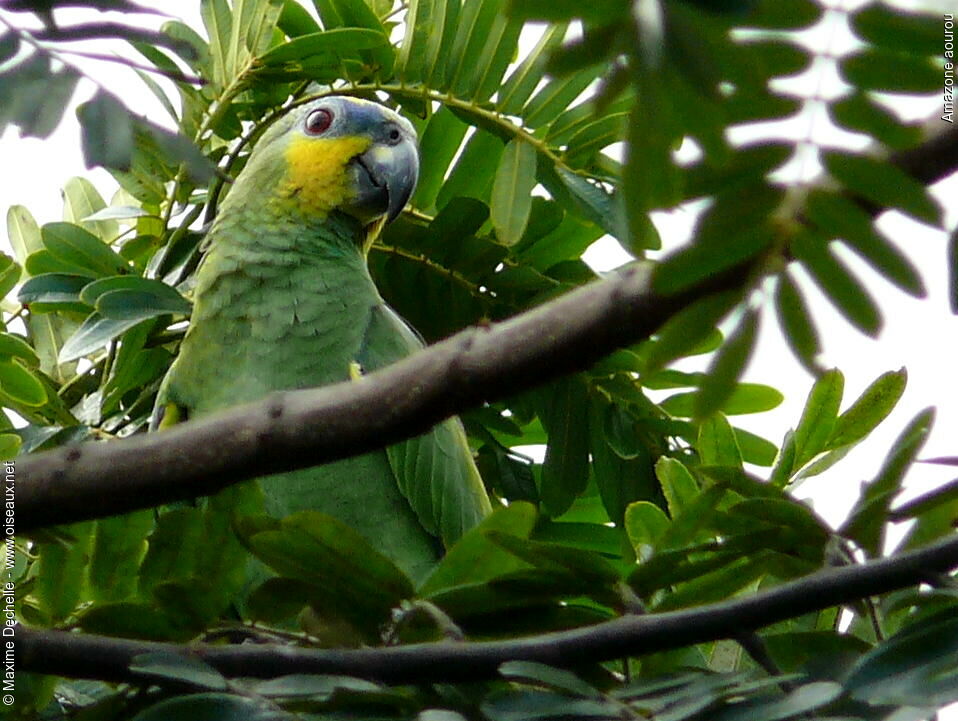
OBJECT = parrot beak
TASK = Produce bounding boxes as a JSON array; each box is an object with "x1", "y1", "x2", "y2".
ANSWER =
[{"x1": 349, "y1": 138, "x2": 419, "y2": 225}]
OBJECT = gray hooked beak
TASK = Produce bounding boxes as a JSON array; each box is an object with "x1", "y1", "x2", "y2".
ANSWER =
[{"x1": 348, "y1": 139, "x2": 419, "y2": 224}]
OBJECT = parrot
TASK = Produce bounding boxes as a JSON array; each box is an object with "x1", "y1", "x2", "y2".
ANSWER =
[{"x1": 152, "y1": 96, "x2": 492, "y2": 584}]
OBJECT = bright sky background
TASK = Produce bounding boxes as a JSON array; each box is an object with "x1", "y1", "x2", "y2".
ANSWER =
[{"x1": 0, "y1": 2, "x2": 957, "y2": 703}]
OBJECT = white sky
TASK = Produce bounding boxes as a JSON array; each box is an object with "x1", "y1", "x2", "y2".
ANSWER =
[{"x1": 0, "y1": 2, "x2": 957, "y2": 704}]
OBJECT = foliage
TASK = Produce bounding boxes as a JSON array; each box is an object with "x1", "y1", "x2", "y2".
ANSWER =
[{"x1": 1, "y1": 0, "x2": 956, "y2": 719}]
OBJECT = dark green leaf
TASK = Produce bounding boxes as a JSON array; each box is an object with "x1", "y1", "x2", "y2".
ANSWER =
[
  {"x1": 655, "y1": 457, "x2": 699, "y2": 517},
  {"x1": 0, "y1": 31, "x2": 19, "y2": 63},
  {"x1": 538, "y1": 377, "x2": 591, "y2": 517},
  {"x1": 846, "y1": 608, "x2": 958, "y2": 706},
  {"x1": 654, "y1": 184, "x2": 781, "y2": 294},
  {"x1": 130, "y1": 693, "x2": 267, "y2": 721},
  {"x1": 792, "y1": 230, "x2": 883, "y2": 336},
  {"x1": 18, "y1": 273, "x2": 92, "y2": 313},
  {"x1": 522, "y1": 67, "x2": 603, "y2": 128},
  {"x1": 41, "y1": 222, "x2": 128, "y2": 277},
  {"x1": 774, "y1": 271, "x2": 822, "y2": 373},
  {"x1": 435, "y1": 130, "x2": 503, "y2": 210},
  {"x1": 742, "y1": 0, "x2": 823, "y2": 29},
  {"x1": 58, "y1": 313, "x2": 143, "y2": 363},
  {"x1": 830, "y1": 149, "x2": 942, "y2": 221},
  {"x1": 805, "y1": 190, "x2": 925, "y2": 297},
  {"x1": 77, "y1": 90, "x2": 135, "y2": 173},
  {"x1": 130, "y1": 653, "x2": 228, "y2": 691},
  {"x1": 251, "y1": 673, "x2": 382, "y2": 699},
  {"x1": 841, "y1": 49, "x2": 941, "y2": 94},
  {"x1": 829, "y1": 93, "x2": 923, "y2": 150},
  {"x1": 491, "y1": 139, "x2": 537, "y2": 246},
  {"x1": 694, "y1": 309, "x2": 758, "y2": 419},
  {"x1": 644, "y1": 290, "x2": 740, "y2": 374},
  {"x1": 841, "y1": 408, "x2": 933, "y2": 555},
  {"x1": 499, "y1": 662, "x2": 601, "y2": 698},
  {"x1": 851, "y1": 4, "x2": 940, "y2": 56}
]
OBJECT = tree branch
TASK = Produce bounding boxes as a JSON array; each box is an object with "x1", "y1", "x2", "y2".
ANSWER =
[
  {"x1": 16, "y1": 532, "x2": 958, "y2": 684},
  {"x1": 31, "y1": 22, "x2": 195, "y2": 61},
  {"x1": 14, "y1": 264, "x2": 749, "y2": 531}
]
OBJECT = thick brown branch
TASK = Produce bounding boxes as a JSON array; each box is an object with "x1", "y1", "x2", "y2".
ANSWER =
[
  {"x1": 14, "y1": 264, "x2": 747, "y2": 531},
  {"x1": 16, "y1": 532, "x2": 958, "y2": 684}
]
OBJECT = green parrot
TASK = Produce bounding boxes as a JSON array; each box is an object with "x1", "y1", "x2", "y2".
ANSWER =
[{"x1": 153, "y1": 96, "x2": 492, "y2": 583}]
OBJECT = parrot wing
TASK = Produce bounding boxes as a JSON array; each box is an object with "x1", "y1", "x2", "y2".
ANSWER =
[{"x1": 357, "y1": 303, "x2": 492, "y2": 548}]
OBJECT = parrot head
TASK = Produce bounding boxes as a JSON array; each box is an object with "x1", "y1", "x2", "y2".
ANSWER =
[{"x1": 238, "y1": 95, "x2": 419, "y2": 230}]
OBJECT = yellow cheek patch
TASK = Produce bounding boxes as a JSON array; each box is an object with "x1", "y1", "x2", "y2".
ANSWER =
[{"x1": 280, "y1": 135, "x2": 372, "y2": 217}]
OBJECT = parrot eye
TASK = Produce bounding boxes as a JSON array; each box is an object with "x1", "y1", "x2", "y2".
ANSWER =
[
  {"x1": 386, "y1": 126, "x2": 402, "y2": 144},
  {"x1": 304, "y1": 108, "x2": 333, "y2": 135}
]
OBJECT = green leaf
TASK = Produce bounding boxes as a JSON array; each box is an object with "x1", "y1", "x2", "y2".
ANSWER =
[
  {"x1": 0, "y1": 359, "x2": 47, "y2": 406},
  {"x1": 436, "y1": 130, "x2": 503, "y2": 210},
  {"x1": 491, "y1": 139, "x2": 537, "y2": 246},
  {"x1": 694, "y1": 309, "x2": 758, "y2": 420},
  {"x1": 793, "y1": 369, "x2": 844, "y2": 468},
  {"x1": 538, "y1": 377, "x2": 591, "y2": 518},
  {"x1": 733, "y1": 427, "x2": 778, "y2": 467},
  {"x1": 247, "y1": 511, "x2": 413, "y2": 633},
  {"x1": 63, "y1": 177, "x2": 118, "y2": 241},
  {"x1": 522, "y1": 66, "x2": 603, "y2": 128},
  {"x1": 88, "y1": 511, "x2": 152, "y2": 604},
  {"x1": 823, "y1": 152, "x2": 941, "y2": 225},
  {"x1": 644, "y1": 290, "x2": 740, "y2": 374},
  {"x1": 130, "y1": 693, "x2": 267, "y2": 721},
  {"x1": 130, "y1": 653, "x2": 228, "y2": 691},
  {"x1": 18, "y1": 273, "x2": 92, "y2": 313},
  {"x1": 77, "y1": 90, "x2": 135, "y2": 176},
  {"x1": 625, "y1": 501, "x2": 670, "y2": 555},
  {"x1": 499, "y1": 23, "x2": 568, "y2": 115},
  {"x1": 6, "y1": 204, "x2": 42, "y2": 264},
  {"x1": 743, "y1": 0, "x2": 823, "y2": 29},
  {"x1": 506, "y1": 0, "x2": 626, "y2": 23},
  {"x1": 251, "y1": 673, "x2": 382, "y2": 699},
  {"x1": 792, "y1": 230, "x2": 883, "y2": 336},
  {"x1": 419, "y1": 502, "x2": 537, "y2": 596},
  {"x1": 443, "y1": 0, "x2": 502, "y2": 95},
  {"x1": 654, "y1": 184, "x2": 781, "y2": 294},
  {"x1": 846, "y1": 609, "x2": 958, "y2": 707},
  {"x1": 829, "y1": 92, "x2": 923, "y2": 150},
  {"x1": 499, "y1": 662, "x2": 601, "y2": 698},
  {"x1": 83, "y1": 278, "x2": 191, "y2": 319},
  {"x1": 255, "y1": 27, "x2": 387, "y2": 64},
  {"x1": 41, "y1": 222, "x2": 129, "y2": 277},
  {"x1": 411, "y1": 107, "x2": 469, "y2": 211},
  {"x1": 58, "y1": 312, "x2": 143, "y2": 363},
  {"x1": 850, "y1": 4, "x2": 940, "y2": 56},
  {"x1": 661, "y1": 384, "x2": 782, "y2": 417},
  {"x1": 774, "y1": 271, "x2": 822, "y2": 373},
  {"x1": 805, "y1": 190, "x2": 925, "y2": 297},
  {"x1": 0, "y1": 333, "x2": 38, "y2": 366},
  {"x1": 0, "y1": 434, "x2": 21, "y2": 460},
  {"x1": 655, "y1": 457, "x2": 699, "y2": 517},
  {"x1": 841, "y1": 49, "x2": 941, "y2": 94},
  {"x1": 841, "y1": 408, "x2": 933, "y2": 555},
  {"x1": 828, "y1": 368, "x2": 906, "y2": 449},
  {"x1": 697, "y1": 413, "x2": 742, "y2": 468}
]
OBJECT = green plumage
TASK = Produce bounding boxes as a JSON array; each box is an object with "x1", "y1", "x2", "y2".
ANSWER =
[{"x1": 155, "y1": 97, "x2": 491, "y2": 583}]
